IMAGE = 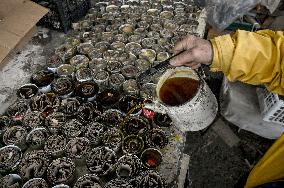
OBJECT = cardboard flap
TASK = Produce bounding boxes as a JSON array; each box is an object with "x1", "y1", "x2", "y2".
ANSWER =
[
  {"x1": 0, "y1": 0, "x2": 48, "y2": 36},
  {"x1": 0, "y1": 0, "x2": 48, "y2": 63},
  {"x1": 0, "y1": 0, "x2": 21, "y2": 16},
  {"x1": 0, "y1": 30, "x2": 21, "y2": 50}
]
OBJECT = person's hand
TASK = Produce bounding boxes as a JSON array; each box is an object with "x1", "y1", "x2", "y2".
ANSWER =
[{"x1": 170, "y1": 35, "x2": 213, "y2": 69}]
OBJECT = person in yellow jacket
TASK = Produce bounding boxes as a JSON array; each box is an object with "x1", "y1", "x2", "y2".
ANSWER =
[{"x1": 170, "y1": 30, "x2": 284, "y2": 188}]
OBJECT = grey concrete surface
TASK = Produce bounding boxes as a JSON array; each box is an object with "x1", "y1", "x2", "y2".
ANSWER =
[
  {"x1": 183, "y1": 118, "x2": 273, "y2": 188},
  {"x1": 212, "y1": 118, "x2": 240, "y2": 148}
]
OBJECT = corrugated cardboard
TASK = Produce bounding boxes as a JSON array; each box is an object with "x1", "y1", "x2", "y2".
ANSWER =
[
  {"x1": 0, "y1": 0, "x2": 48, "y2": 64},
  {"x1": 0, "y1": 26, "x2": 37, "y2": 70}
]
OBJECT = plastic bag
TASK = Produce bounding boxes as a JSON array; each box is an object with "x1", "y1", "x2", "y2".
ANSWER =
[
  {"x1": 220, "y1": 78, "x2": 284, "y2": 139},
  {"x1": 197, "y1": 0, "x2": 261, "y2": 30},
  {"x1": 260, "y1": 0, "x2": 281, "y2": 13}
]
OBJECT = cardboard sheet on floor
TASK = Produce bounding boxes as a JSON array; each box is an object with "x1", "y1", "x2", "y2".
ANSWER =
[{"x1": 0, "y1": 0, "x2": 48, "y2": 65}]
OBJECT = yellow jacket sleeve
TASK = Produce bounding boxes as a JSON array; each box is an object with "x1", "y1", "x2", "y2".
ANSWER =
[{"x1": 210, "y1": 30, "x2": 284, "y2": 95}]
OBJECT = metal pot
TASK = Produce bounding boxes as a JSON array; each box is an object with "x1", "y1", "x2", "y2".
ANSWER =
[{"x1": 144, "y1": 67, "x2": 218, "y2": 132}]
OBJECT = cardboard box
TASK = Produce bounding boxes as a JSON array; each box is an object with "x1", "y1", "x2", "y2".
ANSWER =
[{"x1": 0, "y1": 0, "x2": 48, "y2": 65}]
